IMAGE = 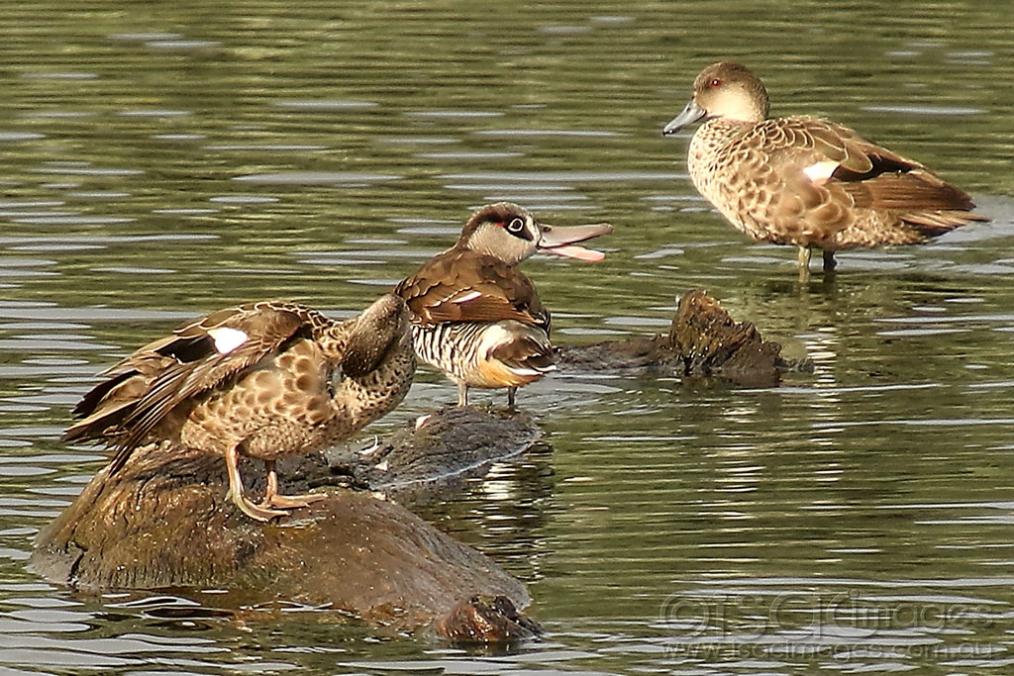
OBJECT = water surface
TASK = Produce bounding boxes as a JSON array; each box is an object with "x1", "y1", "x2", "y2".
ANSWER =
[{"x1": 3, "y1": 1, "x2": 1014, "y2": 673}]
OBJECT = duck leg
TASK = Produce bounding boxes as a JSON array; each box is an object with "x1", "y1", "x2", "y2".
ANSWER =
[
  {"x1": 797, "y1": 245, "x2": 812, "y2": 271},
  {"x1": 797, "y1": 245, "x2": 812, "y2": 281},
  {"x1": 259, "y1": 459, "x2": 326, "y2": 509},
  {"x1": 457, "y1": 382, "x2": 469, "y2": 407},
  {"x1": 507, "y1": 386, "x2": 518, "y2": 410},
  {"x1": 224, "y1": 446, "x2": 287, "y2": 522},
  {"x1": 822, "y1": 249, "x2": 837, "y2": 272}
]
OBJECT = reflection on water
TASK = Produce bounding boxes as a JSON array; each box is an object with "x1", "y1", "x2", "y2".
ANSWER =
[{"x1": 2, "y1": 0, "x2": 1014, "y2": 673}]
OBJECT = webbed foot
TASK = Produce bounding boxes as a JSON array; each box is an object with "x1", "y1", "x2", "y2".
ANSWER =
[{"x1": 259, "y1": 492, "x2": 326, "y2": 510}]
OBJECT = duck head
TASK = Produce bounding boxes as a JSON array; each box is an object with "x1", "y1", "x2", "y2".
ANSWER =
[
  {"x1": 662, "y1": 61, "x2": 770, "y2": 135},
  {"x1": 457, "y1": 202, "x2": 613, "y2": 265}
]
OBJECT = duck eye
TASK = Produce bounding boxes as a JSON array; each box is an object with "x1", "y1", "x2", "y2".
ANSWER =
[
  {"x1": 506, "y1": 217, "x2": 525, "y2": 234},
  {"x1": 708, "y1": 78, "x2": 722, "y2": 88}
]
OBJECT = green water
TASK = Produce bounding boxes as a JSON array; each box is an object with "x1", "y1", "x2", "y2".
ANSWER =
[{"x1": 2, "y1": 1, "x2": 1014, "y2": 673}]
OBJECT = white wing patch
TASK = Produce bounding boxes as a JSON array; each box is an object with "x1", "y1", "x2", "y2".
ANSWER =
[
  {"x1": 508, "y1": 363, "x2": 557, "y2": 376},
  {"x1": 207, "y1": 326, "x2": 248, "y2": 354},
  {"x1": 451, "y1": 290, "x2": 482, "y2": 303},
  {"x1": 505, "y1": 364, "x2": 556, "y2": 377},
  {"x1": 506, "y1": 366, "x2": 541, "y2": 377},
  {"x1": 803, "y1": 160, "x2": 840, "y2": 184}
]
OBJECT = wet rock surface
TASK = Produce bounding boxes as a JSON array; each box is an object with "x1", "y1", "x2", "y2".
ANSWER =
[
  {"x1": 325, "y1": 406, "x2": 542, "y2": 500},
  {"x1": 559, "y1": 288, "x2": 810, "y2": 385},
  {"x1": 437, "y1": 594, "x2": 543, "y2": 643},
  {"x1": 31, "y1": 407, "x2": 541, "y2": 640}
]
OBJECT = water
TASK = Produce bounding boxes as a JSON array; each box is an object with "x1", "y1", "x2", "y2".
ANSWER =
[{"x1": 3, "y1": 0, "x2": 1014, "y2": 673}]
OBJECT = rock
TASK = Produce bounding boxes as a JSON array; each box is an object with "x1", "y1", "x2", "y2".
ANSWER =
[
  {"x1": 30, "y1": 408, "x2": 542, "y2": 641},
  {"x1": 559, "y1": 289, "x2": 810, "y2": 385},
  {"x1": 326, "y1": 406, "x2": 541, "y2": 500},
  {"x1": 436, "y1": 595, "x2": 543, "y2": 644},
  {"x1": 666, "y1": 289, "x2": 787, "y2": 384}
]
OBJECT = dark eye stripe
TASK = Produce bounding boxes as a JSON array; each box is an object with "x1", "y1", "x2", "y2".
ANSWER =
[{"x1": 505, "y1": 217, "x2": 532, "y2": 240}]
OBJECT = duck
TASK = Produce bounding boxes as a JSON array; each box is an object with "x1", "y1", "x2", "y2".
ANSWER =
[
  {"x1": 395, "y1": 202, "x2": 612, "y2": 408},
  {"x1": 662, "y1": 61, "x2": 987, "y2": 275},
  {"x1": 62, "y1": 293, "x2": 415, "y2": 522}
]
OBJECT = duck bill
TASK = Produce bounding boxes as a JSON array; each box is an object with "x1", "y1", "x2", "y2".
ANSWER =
[
  {"x1": 537, "y1": 222, "x2": 613, "y2": 263},
  {"x1": 662, "y1": 99, "x2": 707, "y2": 136}
]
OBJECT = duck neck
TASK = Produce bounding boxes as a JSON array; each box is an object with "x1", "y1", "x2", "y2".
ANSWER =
[
  {"x1": 703, "y1": 116, "x2": 755, "y2": 138},
  {"x1": 690, "y1": 118, "x2": 753, "y2": 164},
  {"x1": 332, "y1": 346, "x2": 415, "y2": 426}
]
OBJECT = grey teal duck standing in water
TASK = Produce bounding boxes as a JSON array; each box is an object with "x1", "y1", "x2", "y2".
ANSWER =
[
  {"x1": 395, "y1": 202, "x2": 612, "y2": 408},
  {"x1": 662, "y1": 61, "x2": 987, "y2": 276},
  {"x1": 63, "y1": 294, "x2": 415, "y2": 522}
]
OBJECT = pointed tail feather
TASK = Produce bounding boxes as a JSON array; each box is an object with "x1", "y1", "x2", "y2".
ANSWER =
[{"x1": 903, "y1": 209, "x2": 990, "y2": 237}]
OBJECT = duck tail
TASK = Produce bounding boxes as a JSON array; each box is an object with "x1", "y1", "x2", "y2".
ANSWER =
[{"x1": 902, "y1": 208, "x2": 990, "y2": 238}]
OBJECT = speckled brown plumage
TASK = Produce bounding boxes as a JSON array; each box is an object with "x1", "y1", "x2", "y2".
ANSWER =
[
  {"x1": 663, "y1": 62, "x2": 988, "y2": 273},
  {"x1": 64, "y1": 294, "x2": 415, "y2": 521},
  {"x1": 394, "y1": 202, "x2": 611, "y2": 407}
]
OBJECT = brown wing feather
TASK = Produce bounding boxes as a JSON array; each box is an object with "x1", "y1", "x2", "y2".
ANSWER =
[
  {"x1": 109, "y1": 303, "x2": 309, "y2": 469},
  {"x1": 800, "y1": 119, "x2": 978, "y2": 207},
  {"x1": 395, "y1": 249, "x2": 548, "y2": 328},
  {"x1": 63, "y1": 353, "x2": 179, "y2": 444},
  {"x1": 489, "y1": 332, "x2": 556, "y2": 372},
  {"x1": 838, "y1": 171, "x2": 978, "y2": 211},
  {"x1": 64, "y1": 302, "x2": 314, "y2": 474},
  {"x1": 754, "y1": 117, "x2": 986, "y2": 242}
]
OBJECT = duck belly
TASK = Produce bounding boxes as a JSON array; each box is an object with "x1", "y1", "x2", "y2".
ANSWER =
[{"x1": 412, "y1": 322, "x2": 551, "y2": 390}]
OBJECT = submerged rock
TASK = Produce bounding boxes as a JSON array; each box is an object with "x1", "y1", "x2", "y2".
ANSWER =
[
  {"x1": 559, "y1": 288, "x2": 809, "y2": 385},
  {"x1": 437, "y1": 594, "x2": 544, "y2": 643},
  {"x1": 327, "y1": 405, "x2": 541, "y2": 499},
  {"x1": 31, "y1": 407, "x2": 542, "y2": 641}
]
